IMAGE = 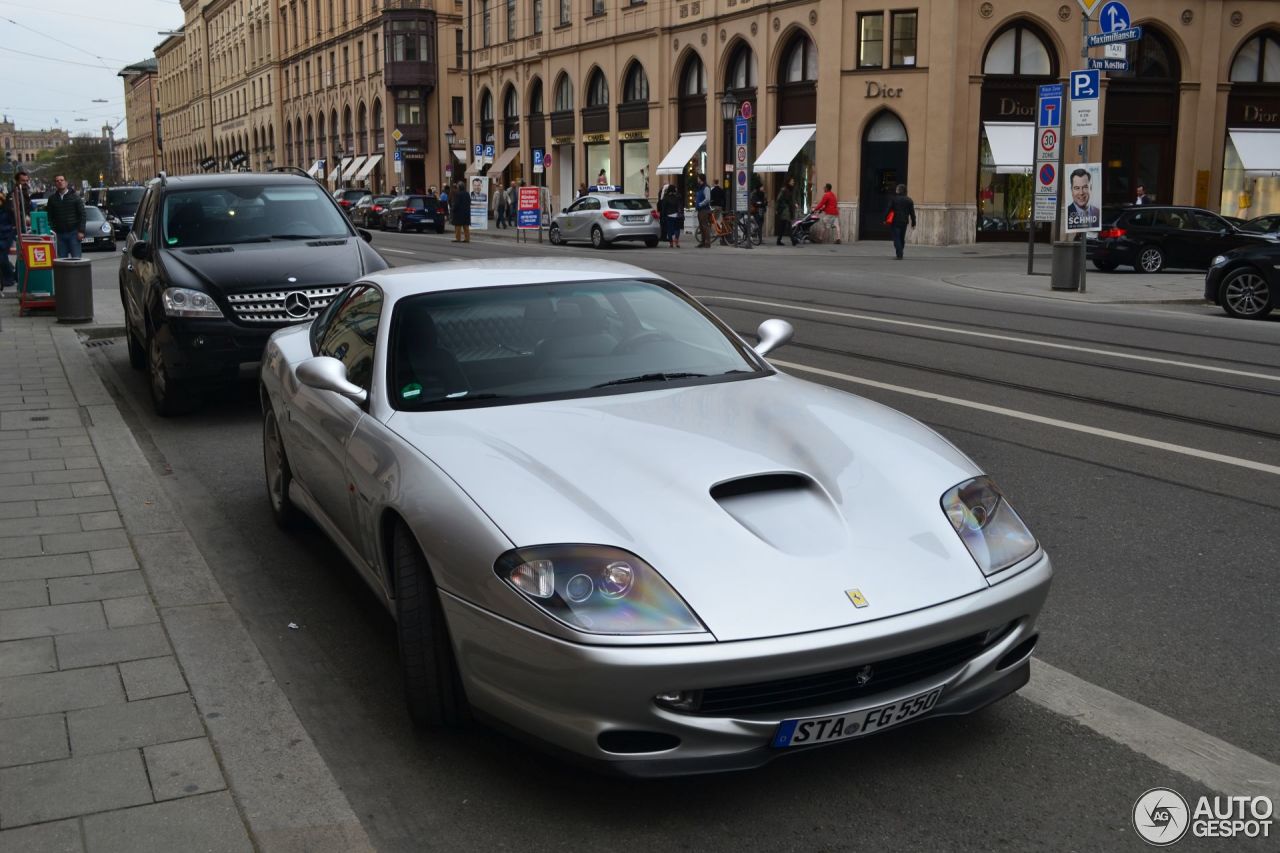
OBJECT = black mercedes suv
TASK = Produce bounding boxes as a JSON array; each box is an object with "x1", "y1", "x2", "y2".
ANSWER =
[{"x1": 120, "y1": 171, "x2": 389, "y2": 415}]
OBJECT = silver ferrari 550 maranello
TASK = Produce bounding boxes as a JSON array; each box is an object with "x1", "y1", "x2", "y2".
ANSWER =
[{"x1": 259, "y1": 257, "x2": 1053, "y2": 776}]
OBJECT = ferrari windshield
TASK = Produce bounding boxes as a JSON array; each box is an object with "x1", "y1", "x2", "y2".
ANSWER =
[
  {"x1": 389, "y1": 279, "x2": 764, "y2": 410},
  {"x1": 162, "y1": 185, "x2": 351, "y2": 247}
]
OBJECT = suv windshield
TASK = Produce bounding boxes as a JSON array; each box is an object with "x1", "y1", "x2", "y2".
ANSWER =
[
  {"x1": 106, "y1": 188, "x2": 146, "y2": 215},
  {"x1": 162, "y1": 184, "x2": 352, "y2": 247},
  {"x1": 389, "y1": 279, "x2": 762, "y2": 410}
]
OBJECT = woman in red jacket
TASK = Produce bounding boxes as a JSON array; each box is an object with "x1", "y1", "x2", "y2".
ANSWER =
[{"x1": 815, "y1": 183, "x2": 841, "y2": 244}]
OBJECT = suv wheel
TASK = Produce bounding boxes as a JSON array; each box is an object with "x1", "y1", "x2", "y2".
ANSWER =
[
  {"x1": 1137, "y1": 245, "x2": 1165, "y2": 273},
  {"x1": 1220, "y1": 267, "x2": 1274, "y2": 319},
  {"x1": 147, "y1": 325, "x2": 195, "y2": 416}
]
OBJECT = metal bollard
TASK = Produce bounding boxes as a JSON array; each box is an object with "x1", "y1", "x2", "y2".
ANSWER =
[{"x1": 53, "y1": 258, "x2": 94, "y2": 323}]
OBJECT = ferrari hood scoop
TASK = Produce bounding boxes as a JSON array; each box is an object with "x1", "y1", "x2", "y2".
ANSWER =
[{"x1": 710, "y1": 473, "x2": 847, "y2": 557}]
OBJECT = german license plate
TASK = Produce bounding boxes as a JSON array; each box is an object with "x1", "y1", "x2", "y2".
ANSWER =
[
  {"x1": 771, "y1": 686, "x2": 943, "y2": 748},
  {"x1": 625, "y1": 215, "x2": 647, "y2": 223}
]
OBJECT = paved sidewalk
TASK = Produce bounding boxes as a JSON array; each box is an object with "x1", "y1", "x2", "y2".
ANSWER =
[{"x1": 0, "y1": 302, "x2": 372, "y2": 852}]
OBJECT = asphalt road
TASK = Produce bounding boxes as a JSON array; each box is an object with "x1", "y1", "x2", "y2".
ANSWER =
[{"x1": 84, "y1": 233, "x2": 1279, "y2": 852}]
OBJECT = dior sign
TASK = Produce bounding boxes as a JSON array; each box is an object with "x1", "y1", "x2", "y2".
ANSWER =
[
  {"x1": 999, "y1": 97, "x2": 1035, "y2": 118},
  {"x1": 865, "y1": 81, "x2": 903, "y2": 98},
  {"x1": 1243, "y1": 105, "x2": 1279, "y2": 124}
]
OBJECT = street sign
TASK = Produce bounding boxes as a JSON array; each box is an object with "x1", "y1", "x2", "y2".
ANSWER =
[
  {"x1": 544, "y1": 152, "x2": 553, "y2": 169},
  {"x1": 735, "y1": 117, "x2": 748, "y2": 146},
  {"x1": 391, "y1": 128, "x2": 403, "y2": 142},
  {"x1": 393, "y1": 150, "x2": 403, "y2": 161},
  {"x1": 1034, "y1": 195, "x2": 1058, "y2": 222},
  {"x1": 532, "y1": 148, "x2": 544, "y2": 174},
  {"x1": 1070, "y1": 70, "x2": 1101, "y2": 136},
  {"x1": 1039, "y1": 96, "x2": 1061, "y2": 128},
  {"x1": 1076, "y1": 0, "x2": 1104, "y2": 15},
  {"x1": 1088, "y1": 58, "x2": 1131, "y2": 71},
  {"x1": 1070, "y1": 70, "x2": 1100, "y2": 99},
  {"x1": 1085, "y1": 26, "x2": 1142, "y2": 46},
  {"x1": 1105, "y1": 43, "x2": 1127, "y2": 59},
  {"x1": 740, "y1": 100, "x2": 753, "y2": 120},
  {"x1": 734, "y1": 117, "x2": 750, "y2": 211},
  {"x1": 1038, "y1": 127, "x2": 1060, "y2": 161},
  {"x1": 1098, "y1": 1, "x2": 1130, "y2": 31},
  {"x1": 483, "y1": 144, "x2": 494, "y2": 163},
  {"x1": 1037, "y1": 162, "x2": 1058, "y2": 192}
]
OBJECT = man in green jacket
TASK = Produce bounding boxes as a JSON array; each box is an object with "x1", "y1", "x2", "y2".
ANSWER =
[{"x1": 46, "y1": 175, "x2": 86, "y2": 259}]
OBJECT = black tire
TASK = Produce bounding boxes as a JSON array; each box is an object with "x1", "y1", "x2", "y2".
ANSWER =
[
  {"x1": 146, "y1": 324, "x2": 196, "y2": 417},
  {"x1": 262, "y1": 403, "x2": 300, "y2": 528},
  {"x1": 644, "y1": 236, "x2": 659, "y2": 248},
  {"x1": 1136, "y1": 245, "x2": 1165, "y2": 273},
  {"x1": 392, "y1": 522, "x2": 468, "y2": 728},
  {"x1": 791, "y1": 226, "x2": 808, "y2": 245},
  {"x1": 1220, "y1": 267, "x2": 1274, "y2": 319},
  {"x1": 747, "y1": 218, "x2": 762, "y2": 246},
  {"x1": 549, "y1": 224, "x2": 563, "y2": 245},
  {"x1": 591, "y1": 226, "x2": 607, "y2": 249},
  {"x1": 1092, "y1": 260, "x2": 1118, "y2": 272}
]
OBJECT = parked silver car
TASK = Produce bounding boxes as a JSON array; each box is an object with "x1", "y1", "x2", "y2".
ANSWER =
[
  {"x1": 549, "y1": 192, "x2": 661, "y2": 249},
  {"x1": 259, "y1": 258, "x2": 1052, "y2": 776}
]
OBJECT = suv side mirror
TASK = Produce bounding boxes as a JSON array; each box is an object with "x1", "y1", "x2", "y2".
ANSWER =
[
  {"x1": 296, "y1": 356, "x2": 368, "y2": 405},
  {"x1": 130, "y1": 242, "x2": 152, "y2": 261}
]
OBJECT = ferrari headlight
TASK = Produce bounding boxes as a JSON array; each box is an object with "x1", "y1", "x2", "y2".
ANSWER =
[
  {"x1": 1211, "y1": 255, "x2": 1228, "y2": 267},
  {"x1": 162, "y1": 287, "x2": 224, "y2": 318},
  {"x1": 495, "y1": 545, "x2": 705, "y2": 635},
  {"x1": 941, "y1": 477, "x2": 1038, "y2": 577}
]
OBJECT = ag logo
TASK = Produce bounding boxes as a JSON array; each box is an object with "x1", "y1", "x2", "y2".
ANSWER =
[{"x1": 1133, "y1": 787, "x2": 1189, "y2": 846}]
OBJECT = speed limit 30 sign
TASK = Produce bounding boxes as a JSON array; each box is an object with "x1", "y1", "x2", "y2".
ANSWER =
[{"x1": 1038, "y1": 127, "x2": 1059, "y2": 161}]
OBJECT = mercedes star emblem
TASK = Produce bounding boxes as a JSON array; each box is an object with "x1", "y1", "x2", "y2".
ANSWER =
[{"x1": 283, "y1": 291, "x2": 312, "y2": 318}]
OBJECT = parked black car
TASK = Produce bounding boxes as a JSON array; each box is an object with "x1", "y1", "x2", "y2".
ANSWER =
[
  {"x1": 81, "y1": 205, "x2": 116, "y2": 252},
  {"x1": 1086, "y1": 205, "x2": 1272, "y2": 273},
  {"x1": 1204, "y1": 242, "x2": 1279, "y2": 320},
  {"x1": 87, "y1": 186, "x2": 147, "y2": 238},
  {"x1": 379, "y1": 194, "x2": 444, "y2": 233},
  {"x1": 351, "y1": 194, "x2": 394, "y2": 228},
  {"x1": 1241, "y1": 213, "x2": 1280, "y2": 237},
  {"x1": 332, "y1": 187, "x2": 371, "y2": 217},
  {"x1": 120, "y1": 172, "x2": 388, "y2": 415}
]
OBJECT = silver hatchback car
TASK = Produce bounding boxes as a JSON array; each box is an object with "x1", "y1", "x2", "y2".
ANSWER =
[{"x1": 550, "y1": 192, "x2": 661, "y2": 249}]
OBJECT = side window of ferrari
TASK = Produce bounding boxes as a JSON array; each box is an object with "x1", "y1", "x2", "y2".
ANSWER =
[{"x1": 318, "y1": 285, "x2": 383, "y2": 390}]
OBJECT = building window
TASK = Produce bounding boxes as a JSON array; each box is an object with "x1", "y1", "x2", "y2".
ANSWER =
[
  {"x1": 622, "y1": 63, "x2": 648, "y2": 102},
  {"x1": 342, "y1": 46, "x2": 349, "y2": 81},
  {"x1": 890, "y1": 11, "x2": 917, "y2": 67},
  {"x1": 587, "y1": 69, "x2": 608, "y2": 105},
  {"x1": 591, "y1": 0, "x2": 603, "y2": 15},
  {"x1": 1229, "y1": 31, "x2": 1280, "y2": 82},
  {"x1": 452, "y1": 96, "x2": 464, "y2": 125},
  {"x1": 482, "y1": 0, "x2": 491, "y2": 46},
  {"x1": 507, "y1": 0, "x2": 515, "y2": 39},
  {"x1": 358, "y1": 41, "x2": 364, "y2": 76},
  {"x1": 782, "y1": 32, "x2": 817, "y2": 82},
  {"x1": 455, "y1": 29, "x2": 463, "y2": 67},
  {"x1": 373, "y1": 33, "x2": 379, "y2": 66},
  {"x1": 533, "y1": 0, "x2": 542, "y2": 33},
  {"x1": 858, "y1": 13, "x2": 884, "y2": 68},
  {"x1": 983, "y1": 23, "x2": 1052, "y2": 76},
  {"x1": 396, "y1": 91, "x2": 422, "y2": 125},
  {"x1": 558, "y1": 0, "x2": 570, "y2": 26}
]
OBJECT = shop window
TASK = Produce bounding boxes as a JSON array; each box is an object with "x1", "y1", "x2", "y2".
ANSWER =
[
  {"x1": 1230, "y1": 32, "x2": 1280, "y2": 83},
  {"x1": 890, "y1": 11, "x2": 917, "y2": 67},
  {"x1": 858, "y1": 13, "x2": 884, "y2": 69}
]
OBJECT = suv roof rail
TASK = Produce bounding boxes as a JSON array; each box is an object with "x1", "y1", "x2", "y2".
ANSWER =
[{"x1": 266, "y1": 165, "x2": 316, "y2": 181}]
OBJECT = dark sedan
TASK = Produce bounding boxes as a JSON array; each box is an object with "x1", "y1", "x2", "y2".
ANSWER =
[
  {"x1": 1204, "y1": 242, "x2": 1279, "y2": 319},
  {"x1": 1241, "y1": 213, "x2": 1280, "y2": 237},
  {"x1": 379, "y1": 194, "x2": 444, "y2": 233},
  {"x1": 1087, "y1": 205, "x2": 1271, "y2": 273},
  {"x1": 352, "y1": 194, "x2": 394, "y2": 228}
]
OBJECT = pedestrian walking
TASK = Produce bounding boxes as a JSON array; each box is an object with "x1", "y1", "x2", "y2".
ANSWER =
[
  {"x1": 46, "y1": 175, "x2": 86, "y2": 259},
  {"x1": 12, "y1": 169, "x2": 32, "y2": 233},
  {"x1": 450, "y1": 181, "x2": 471, "y2": 242},
  {"x1": 495, "y1": 180, "x2": 510, "y2": 228},
  {"x1": 774, "y1": 178, "x2": 795, "y2": 246},
  {"x1": 884, "y1": 183, "x2": 917, "y2": 260},
  {"x1": 505, "y1": 181, "x2": 518, "y2": 226},
  {"x1": 694, "y1": 175, "x2": 712, "y2": 248},
  {"x1": 659, "y1": 185, "x2": 684, "y2": 248},
  {"x1": 0, "y1": 190, "x2": 17, "y2": 297},
  {"x1": 750, "y1": 179, "x2": 766, "y2": 237},
  {"x1": 815, "y1": 182, "x2": 841, "y2": 244}
]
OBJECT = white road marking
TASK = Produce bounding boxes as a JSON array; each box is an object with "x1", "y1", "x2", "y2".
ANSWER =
[
  {"x1": 1026, "y1": 659, "x2": 1280, "y2": 801},
  {"x1": 381, "y1": 248, "x2": 420, "y2": 255},
  {"x1": 771, "y1": 359, "x2": 1280, "y2": 476},
  {"x1": 707, "y1": 295, "x2": 1280, "y2": 383}
]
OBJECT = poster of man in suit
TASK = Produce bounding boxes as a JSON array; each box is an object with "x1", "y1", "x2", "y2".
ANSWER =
[
  {"x1": 468, "y1": 175, "x2": 489, "y2": 231},
  {"x1": 1064, "y1": 163, "x2": 1102, "y2": 233}
]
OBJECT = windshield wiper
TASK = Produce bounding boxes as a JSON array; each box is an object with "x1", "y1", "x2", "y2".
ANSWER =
[
  {"x1": 266, "y1": 233, "x2": 320, "y2": 240},
  {"x1": 592, "y1": 372, "x2": 707, "y2": 388}
]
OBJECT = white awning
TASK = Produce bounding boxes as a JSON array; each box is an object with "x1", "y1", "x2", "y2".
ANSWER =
[
  {"x1": 488, "y1": 146, "x2": 520, "y2": 175},
  {"x1": 754, "y1": 125, "x2": 816, "y2": 173},
  {"x1": 306, "y1": 159, "x2": 325, "y2": 178},
  {"x1": 352, "y1": 154, "x2": 383, "y2": 182},
  {"x1": 656, "y1": 133, "x2": 707, "y2": 175},
  {"x1": 983, "y1": 122, "x2": 1034, "y2": 174},
  {"x1": 452, "y1": 148, "x2": 468, "y2": 164},
  {"x1": 1228, "y1": 129, "x2": 1280, "y2": 177},
  {"x1": 328, "y1": 156, "x2": 354, "y2": 181},
  {"x1": 344, "y1": 155, "x2": 368, "y2": 181}
]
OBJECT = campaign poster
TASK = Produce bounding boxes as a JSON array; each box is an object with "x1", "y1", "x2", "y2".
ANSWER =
[
  {"x1": 468, "y1": 174, "x2": 489, "y2": 231},
  {"x1": 517, "y1": 186, "x2": 541, "y2": 229},
  {"x1": 1063, "y1": 163, "x2": 1102, "y2": 233}
]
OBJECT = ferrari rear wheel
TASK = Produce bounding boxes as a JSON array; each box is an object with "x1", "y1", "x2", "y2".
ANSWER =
[
  {"x1": 392, "y1": 522, "x2": 468, "y2": 728},
  {"x1": 262, "y1": 404, "x2": 300, "y2": 529}
]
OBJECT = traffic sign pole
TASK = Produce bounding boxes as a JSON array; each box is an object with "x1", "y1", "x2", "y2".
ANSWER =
[{"x1": 1079, "y1": 12, "x2": 1089, "y2": 293}]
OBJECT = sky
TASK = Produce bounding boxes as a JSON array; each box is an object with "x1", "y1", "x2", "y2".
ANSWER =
[{"x1": 1, "y1": 0, "x2": 186, "y2": 139}]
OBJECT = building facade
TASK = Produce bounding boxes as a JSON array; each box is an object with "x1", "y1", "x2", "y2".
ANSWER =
[
  {"x1": 1, "y1": 118, "x2": 71, "y2": 168},
  {"x1": 156, "y1": 18, "x2": 210, "y2": 175},
  {"x1": 466, "y1": 0, "x2": 1280, "y2": 243},
  {"x1": 119, "y1": 60, "x2": 161, "y2": 181}
]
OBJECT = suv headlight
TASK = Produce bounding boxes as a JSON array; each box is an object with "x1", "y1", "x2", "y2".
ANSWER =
[
  {"x1": 941, "y1": 476, "x2": 1038, "y2": 578},
  {"x1": 162, "y1": 287, "x2": 224, "y2": 318},
  {"x1": 1211, "y1": 255, "x2": 1228, "y2": 267},
  {"x1": 495, "y1": 545, "x2": 705, "y2": 635}
]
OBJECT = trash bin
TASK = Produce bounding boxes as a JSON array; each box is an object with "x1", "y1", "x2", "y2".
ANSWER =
[
  {"x1": 1051, "y1": 241, "x2": 1081, "y2": 291},
  {"x1": 54, "y1": 258, "x2": 94, "y2": 323}
]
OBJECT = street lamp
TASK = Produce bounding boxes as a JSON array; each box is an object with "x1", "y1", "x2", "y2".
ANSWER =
[
  {"x1": 720, "y1": 93, "x2": 739, "y2": 122},
  {"x1": 444, "y1": 125, "x2": 457, "y2": 147}
]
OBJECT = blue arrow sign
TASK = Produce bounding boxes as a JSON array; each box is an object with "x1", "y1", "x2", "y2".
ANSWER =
[
  {"x1": 1070, "y1": 69, "x2": 1100, "y2": 100},
  {"x1": 1086, "y1": 26, "x2": 1142, "y2": 46},
  {"x1": 1099, "y1": 1, "x2": 1130, "y2": 32}
]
